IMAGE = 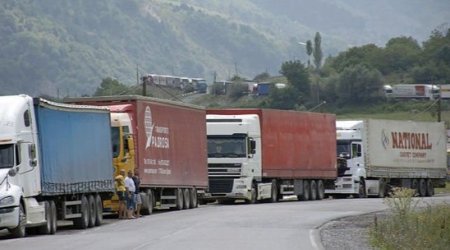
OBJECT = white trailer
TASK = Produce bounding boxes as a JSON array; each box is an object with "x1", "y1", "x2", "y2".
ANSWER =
[
  {"x1": 326, "y1": 119, "x2": 447, "y2": 198},
  {"x1": 385, "y1": 84, "x2": 439, "y2": 100}
]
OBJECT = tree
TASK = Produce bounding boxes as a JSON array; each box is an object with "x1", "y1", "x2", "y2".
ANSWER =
[
  {"x1": 380, "y1": 36, "x2": 421, "y2": 74},
  {"x1": 253, "y1": 72, "x2": 270, "y2": 82},
  {"x1": 336, "y1": 64, "x2": 384, "y2": 106},
  {"x1": 94, "y1": 77, "x2": 131, "y2": 96},
  {"x1": 265, "y1": 86, "x2": 301, "y2": 110},
  {"x1": 306, "y1": 40, "x2": 313, "y2": 68},
  {"x1": 279, "y1": 60, "x2": 311, "y2": 95},
  {"x1": 313, "y1": 32, "x2": 323, "y2": 72}
]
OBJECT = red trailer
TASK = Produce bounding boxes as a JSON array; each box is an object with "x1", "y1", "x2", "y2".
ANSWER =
[
  {"x1": 206, "y1": 108, "x2": 336, "y2": 203},
  {"x1": 67, "y1": 96, "x2": 208, "y2": 211}
]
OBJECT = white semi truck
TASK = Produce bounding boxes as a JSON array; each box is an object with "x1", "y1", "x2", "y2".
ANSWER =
[
  {"x1": 325, "y1": 119, "x2": 448, "y2": 198},
  {"x1": 0, "y1": 95, "x2": 114, "y2": 237}
]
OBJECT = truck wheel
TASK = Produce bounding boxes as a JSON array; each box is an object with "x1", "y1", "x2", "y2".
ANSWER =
[
  {"x1": 317, "y1": 180, "x2": 325, "y2": 200},
  {"x1": 310, "y1": 180, "x2": 317, "y2": 201},
  {"x1": 183, "y1": 189, "x2": 191, "y2": 209},
  {"x1": 189, "y1": 188, "x2": 198, "y2": 208},
  {"x1": 10, "y1": 203, "x2": 26, "y2": 238},
  {"x1": 49, "y1": 200, "x2": 57, "y2": 234},
  {"x1": 298, "y1": 181, "x2": 310, "y2": 201},
  {"x1": 141, "y1": 190, "x2": 153, "y2": 215},
  {"x1": 356, "y1": 179, "x2": 367, "y2": 198},
  {"x1": 94, "y1": 194, "x2": 103, "y2": 226},
  {"x1": 418, "y1": 179, "x2": 427, "y2": 197},
  {"x1": 38, "y1": 201, "x2": 52, "y2": 235},
  {"x1": 378, "y1": 179, "x2": 386, "y2": 198},
  {"x1": 74, "y1": 195, "x2": 89, "y2": 229},
  {"x1": 426, "y1": 179, "x2": 434, "y2": 197},
  {"x1": 87, "y1": 195, "x2": 96, "y2": 228},
  {"x1": 270, "y1": 180, "x2": 278, "y2": 203},
  {"x1": 176, "y1": 189, "x2": 184, "y2": 210},
  {"x1": 411, "y1": 179, "x2": 419, "y2": 196}
]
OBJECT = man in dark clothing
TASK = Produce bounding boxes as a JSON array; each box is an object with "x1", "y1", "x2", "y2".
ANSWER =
[{"x1": 132, "y1": 171, "x2": 142, "y2": 217}]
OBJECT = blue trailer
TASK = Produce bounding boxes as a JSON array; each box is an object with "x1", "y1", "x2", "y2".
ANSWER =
[{"x1": 34, "y1": 99, "x2": 114, "y2": 195}]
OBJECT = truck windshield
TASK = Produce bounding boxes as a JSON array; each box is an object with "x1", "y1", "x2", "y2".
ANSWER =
[
  {"x1": 337, "y1": 141, "x2": 351, "y2": 158},
  {"x1": 0, "y1": 144, "x2": 14, "y2": 169},
  {"x1": 111, "y1": 127, "x2": 120, "y2": 158},
  {"x1": 207, "y1": 136, "x2": 246, "y2": 158}
]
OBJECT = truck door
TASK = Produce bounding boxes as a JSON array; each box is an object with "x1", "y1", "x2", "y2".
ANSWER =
[{"x1": 348, "y1": 142, "x2": 363, "y2": 173}]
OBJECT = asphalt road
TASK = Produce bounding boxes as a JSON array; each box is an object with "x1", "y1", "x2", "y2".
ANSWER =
[{"x1": 1, "y1": 195, "x2": 449, "y2": 250}]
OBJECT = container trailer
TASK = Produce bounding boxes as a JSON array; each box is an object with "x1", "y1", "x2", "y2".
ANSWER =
[
  {"x1": 204, "y1": 108, "x2": 337, "y2": 204},
  {"x1": 326, "y1": 119, "x2": 448, "y2": 197},
  {"x1": 66, "y1": 95, "x2": 208, "y2": 213}
]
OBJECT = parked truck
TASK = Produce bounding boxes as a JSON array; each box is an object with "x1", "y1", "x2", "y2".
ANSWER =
[
  {"x1": 66, "y1": 95, "x2": 208, "y2": 213},
  {"x1": 384, "y1": 84, "x2": 439, "y2": 100},
  {"x1": 0, "y1": 95, "x2": 114, "y2": 238},
  {"x1": 204, "y1": 108, "x2": 337, "y2": 204},
  {"x1": 326, "y1": 119, "x2": 448, "y2": 198}
]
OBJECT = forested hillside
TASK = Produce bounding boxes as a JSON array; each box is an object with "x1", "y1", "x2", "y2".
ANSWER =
[{"x1": 0, "y1": 0, "x2": 448, "y2": 97}]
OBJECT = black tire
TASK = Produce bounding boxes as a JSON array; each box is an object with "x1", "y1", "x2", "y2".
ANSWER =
[
  {"x1": 183, "y1": 189, "x2": 191, "y2": 209},
  {"x1": 175, "y1": 189, "x2": 184, "y2": 210},
  {"x1": 270, "y1": 179, "x2": 278, "y2": 203},
  {"x1": 356, "y1": 179, "x2": 367, "y2": 198},
  {"x1": 426, "y1": 179, "x2": 434, "y2": 197},
  {"x1": 411, "y1": 179, "x2": 419, "y2": 196},
  {"x1": 310, "y1": 180, "x2": 317, "y2": 201},
  {"x1": 38, "y1": 201, "x2": 51, "y2": 235},
  {"x1": 317, "y1": 180, "x2": 325, "y2": 200},
  {"x1": 10, "y1": 203, "x2": 26, "y2": 238},
  {"x1": 189, "y1": 188, "x2": 198, "y2": 208},
  {"x1": 141, "y1": 190, "x2": 153, "y2": 215},
  {"x1": 378, "y1": 178, "x2": 386, "y2": 198},
  {"x1": 49, "y1": 200, "x2": 57, "y2": 234},
  {"x1": 74, "y1": 195, "x2": 89, "y2": 229},
  {"x1": 94, "y1": 195, "x2": 103, "y2": 226},
  {"x1": 87, "y1": 195, "x2": 96, "y2": 228},
  {"x1": 419, "y1": 179, "x2": 427, "y2": 197},
  {"x1": 298, "y1": 180, "x2": 310, "y2": 201}
]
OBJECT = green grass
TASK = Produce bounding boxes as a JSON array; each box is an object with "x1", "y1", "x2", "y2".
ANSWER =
[
  {"x1": 436, "y1": 182, "x2": 450, "y2": 194},
  {"x1": 370, "y1": 188, "x2": 450, "y2": 250}
]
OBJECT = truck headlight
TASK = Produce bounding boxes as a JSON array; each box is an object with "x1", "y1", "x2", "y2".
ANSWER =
[{"x1": 0, "y1": 196, "x2": 15, "y2": 206}]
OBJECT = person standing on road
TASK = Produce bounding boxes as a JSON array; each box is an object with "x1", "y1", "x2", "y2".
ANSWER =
[
  {"x1": 132, "y1": 171, "x2": 142, "y2": 217},
  {"x1": 115, "y1": 169, "x2": 127, "y2": 219},
  {"x1": 124, "y1": 170, "x2": 136, "y2": 219}
]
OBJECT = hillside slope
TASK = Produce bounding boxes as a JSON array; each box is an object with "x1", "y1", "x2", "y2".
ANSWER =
[{"x1": 0, "y1": 0, "x2": 448, "y2": 97}]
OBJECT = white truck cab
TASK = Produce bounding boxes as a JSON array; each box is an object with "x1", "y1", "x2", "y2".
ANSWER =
[
  {"x1": 0, "y1": 95, "x2": 45, "y2": 237},
  {"x1": 326, "y1": 120, "x2": 369, "y2": 197},
  {"x1": 205, "y1": 114, "x2": 269, "y2": 203}
]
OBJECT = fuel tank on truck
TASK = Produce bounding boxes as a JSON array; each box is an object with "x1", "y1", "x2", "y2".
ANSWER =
[{"x1": 207, "y1": 109, "x2": 337, "y2": 179}]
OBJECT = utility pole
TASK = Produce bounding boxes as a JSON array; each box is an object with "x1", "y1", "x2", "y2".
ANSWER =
[{"x1": 437, "y1": 83, "x2": 441, "y2": 122}]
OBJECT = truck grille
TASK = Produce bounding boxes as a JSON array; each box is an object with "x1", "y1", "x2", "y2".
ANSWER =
[
  {"x1": 209, "y1": 178, "x2": 234, "y2": 193},
  {"x1": 208, "y1": 163, "x2": 242, "y2": 177}
]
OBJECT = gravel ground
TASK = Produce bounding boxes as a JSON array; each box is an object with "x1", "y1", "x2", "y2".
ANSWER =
[{"x1": 319, "y1": 211, "x2": 390, "y2": 250}]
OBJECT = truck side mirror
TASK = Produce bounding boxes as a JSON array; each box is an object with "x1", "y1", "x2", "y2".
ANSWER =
[
  {"x1": 8, "y1": 168, "x2": 17, "y2": 177},
  {"x1": 249, "y1": 139, "x2": 256, "y2": 154}
]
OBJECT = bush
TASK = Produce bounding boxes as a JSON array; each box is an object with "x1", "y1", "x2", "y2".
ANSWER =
[{"x1": 370, "y1": 187, "x2": 450, "y2": 250}]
